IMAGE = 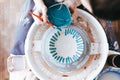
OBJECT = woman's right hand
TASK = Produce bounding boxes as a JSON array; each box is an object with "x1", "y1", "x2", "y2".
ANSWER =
[{"x1": 33, "y1": 0, "x2": 48, "y2": 23}]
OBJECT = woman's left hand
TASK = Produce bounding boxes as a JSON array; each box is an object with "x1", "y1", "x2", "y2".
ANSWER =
[{"x1": 63, "y1": 0, "x2": 77, "y2": 15}]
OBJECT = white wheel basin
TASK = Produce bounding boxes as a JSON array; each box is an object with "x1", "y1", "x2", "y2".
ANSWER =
[{"x1": 25, "y1": 9, "x2": 108, "y2": 80}]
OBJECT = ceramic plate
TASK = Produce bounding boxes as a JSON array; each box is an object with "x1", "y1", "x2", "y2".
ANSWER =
[
  {"x1": 41, "y1": 24, "x2": 90, "y2": 72},
  {"x1": 94, "y1": 68, "x2": 120, "y2": 80},
  {"x1": 25, "y1": 9, "x2": 108, "y2": 80}
]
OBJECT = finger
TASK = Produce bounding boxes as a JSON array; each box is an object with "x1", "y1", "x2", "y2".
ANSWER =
[
  {"x1": 41, "y1": 7, "x2": 48, "y2": 22},
  {"x1": 69, "y1": 5, "x2": 76, "y2": 15},
  {"x1": 33, "y1": 10, "x2": 43, "y2": 24}
]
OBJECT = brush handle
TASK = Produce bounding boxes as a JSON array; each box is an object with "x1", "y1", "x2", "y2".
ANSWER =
[{"x1": 28, "y1": 11, "x2": 54, "y2": 26}]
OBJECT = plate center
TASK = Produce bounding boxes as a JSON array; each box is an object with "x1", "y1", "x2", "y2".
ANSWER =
[
  {"x1": 49, "y1": 28, "x2": 84, "y2": 64},
  {"x1": 55, "y1": 33, "x2": 77, "y2": 57}
]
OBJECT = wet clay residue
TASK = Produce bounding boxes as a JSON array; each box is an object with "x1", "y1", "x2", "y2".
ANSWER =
[
  {"x1": 75, "y1": 16, "x2": 95, "y2": 42},
  {"x1": 62, "y1": 75, "x2": 68, "y2": 77},
  {"x1": 94, "y1": 54, "x2": 101, "y2": 60}
]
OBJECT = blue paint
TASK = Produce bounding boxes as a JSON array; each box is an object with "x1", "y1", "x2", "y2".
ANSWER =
[
  {"x1": 76, "y1": 52, "x2": 82, "y2": 56},
  {"x1": 75, "y1": 54, "x2": 79, "y2": 60},
  {"x1": 66, "y1": 29, "x2": 70, "y2": 35},
  {"x1": 49, "y1": 48, "x2": 56, "y2": 50},
  {"x1": 77, "y1": 46, "x2": 84, "y2": 50},
  {"x1": 54, "y1": 56, "x2": 58, "y2": 59},
  {"x1": 77, "y1": 42, "x2": 84, "y2": 45},
  {"x1": 70, "y1": 29, "x2": 73, "y2": 34},
  {"x1": 72, "y1": 56, "x2": 76, "y2": 62},
  {"x1": 73, "y1": 33, "x2": 77, "y2": 38},
  {"x1": 55, "y1": 33, "x2": 58, "y2": 37},
  {"x1": 57, "y1": 31, "x2": 60, "y2": 36},
  {"x1": 69, "y1": 29, "x2": 73, "y2": 34},
  {"x1": 69, "y1": 57, "x2": 73, "y2": 63},
  {"x1": 76, "y1": 37, "x2": 82, "y2": 41},
  {"x1": 59, "y1": 57, "x2": 63, "y2": 63},
  {"x1": 71, "y1": 30, "x2": 75, "y2": 35},
  {"x1": 77, "y1": 49, "x2": 83, "y2": 52},
  {"x1": 52, "y1": 36, "x2": 57, "y2": 41},
  {"x1": 73, "y1": 55, "x2": 78, "y2": 61},
  {"x1": 66, "y1": 57, "x2": 71, "y2": 64},
  {"x1": 62, "y1": 58, "x2": 65, "y2": 63},
  {"x1": 77, "y1": 44, "x2": 84, "y2": 47},
  {"x1": 49, "y1": 44, "x2": 55, "y2": 47},
  {"x1": 65, "y1": 29, "x2": 67, "y2": 36},
  {"x1": 50, "y1": 50, "x2": 56, "y2": 54},
  {"x1": 50, "y1": 38, "x2": 56, "y2": 42},
  {"x1": 76, "y1": 52, "x2": 81, "y2": 57},
  {"x1": 68, "y1": 57, "x2": 72, "y2": 63},
  {"x1": 57, "y1": 56, "x2": 60, "y2": 61},
  {"x1": 50, "y1": 41, "x2": 55, "y2": 45},
  {"x1": 66, "y1": 58, "x2": 68, "y2": 64},
  {"x1": 74, "y1": 32, "x2": 79, "y2": 37},
  {"x1": 52, "y1": 53, "x2": 57, "y2": 57}
]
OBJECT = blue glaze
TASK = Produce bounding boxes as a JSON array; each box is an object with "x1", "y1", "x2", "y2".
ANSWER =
[
  {"x1": 59, "y1": 57, "x2": 63, "y2": 62},
  {"x1": 66, "y1": 57, "x2": 70, "y2": 64},
  {"x1": 50, "y1": 41, "x2": 55, "y2": 45},
  {"x1": 94, "y1": 68, "x2": 120, "y2": 80},
  {"x1": 50, "y1": 50, "x2": 56, "y2": 54},
  {"x1": 49, "y1": 44, "x2": 55, "y2": 47},
  {"x1": 49, "y1": 48, "x2": 56, "y2": 50},
  {"x1": 50, "y1": 38, "x2": 56, "y2": 42},
  {"x1": 52, "y1": 36, "x2": 57, "y2": 41},
  {"x1": 62, "y1": 58, "x2": 65, "y2": 63},
  {"x1": 76, "y1": 53, "x2": 81, "y2": 57},
  {"x1": 72, "y1": 56, "x2": 76, "y2": 62},
  {"x1": 74, "y1": 55, "x2": 78, "y2": 62},
  {"x1": 65, "y1": 29, "x2": 67, "y2": 36},
  {"x1": 77, "y1": 46, "x2": 84, "y2": 49},
  {"x1": 55, "y1": 33, "x2": 58, "y2": 37},
  {"x1": 57, "y1": 31, "x2": 61, "y2": 36},
  {"x1": 75, "y1": 54, "x2": 79, "y2": 59},
  {"x1": 57, "y1": 56, "x2": 60, "y2": 61},
  {"x1": 54, "y1": 56, "x2": 58, "y2": 59},
  {"x1": 52, "y1": 53, "x2": 57, "y2": 57},
  {"x1": 76, "y1": 52, "x2": 82, "y2": 56}
]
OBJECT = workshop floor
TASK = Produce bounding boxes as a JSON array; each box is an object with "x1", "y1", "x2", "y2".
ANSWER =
[
  {"x1": 0, "y1": 0, "x2": 120, "y2": 80},
  {"x1": 0, "y1": 0, "x2": 24, "y2": 79}
]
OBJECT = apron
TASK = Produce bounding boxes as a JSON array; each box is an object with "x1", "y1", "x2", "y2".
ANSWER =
[{"x1": 10, "y1": 0, "x2": 59, "y2": 55}]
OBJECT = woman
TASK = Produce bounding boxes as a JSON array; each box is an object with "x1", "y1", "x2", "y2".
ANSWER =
[
  {"x1": 8, "y1": 0, "x2": 80, "y2": 80},
  {"x1": 8, "y1": 0, "x2": 120, "y2": 80}
]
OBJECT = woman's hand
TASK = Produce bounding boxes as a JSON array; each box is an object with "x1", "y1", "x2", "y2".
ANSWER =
[
  {"x1": 63, "y1": 0, "x2": 77, "y2": 15},
  {"x1": 81, "y1": 0, "x2": 92, "y2": 13},
  {"x1": 33, "y1": 0, "x2": 48, "y2": 23},
  {"x1": 32, "y1": 0, "x2": 82, "y2": 23}
]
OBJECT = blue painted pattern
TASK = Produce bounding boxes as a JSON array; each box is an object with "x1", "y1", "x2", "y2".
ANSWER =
[{"x1": 49, "y1": 28, "x2": 84, "y2": 64}]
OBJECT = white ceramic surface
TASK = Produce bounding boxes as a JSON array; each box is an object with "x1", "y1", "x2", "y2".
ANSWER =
[
  {"x1": 25, "y1": 9, "x2": 109, "y2": 80},
  {"x1": 95, "y1": 68, "x2": 120, "y2": 80}
]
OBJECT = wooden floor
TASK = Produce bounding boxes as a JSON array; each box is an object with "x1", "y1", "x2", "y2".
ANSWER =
[
  {"x1": 112, "y1": 21, "x2": 120, "y2": 46},
  {"x1": 0, "y1": 0, "x2": 120, "y2": 80}
]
